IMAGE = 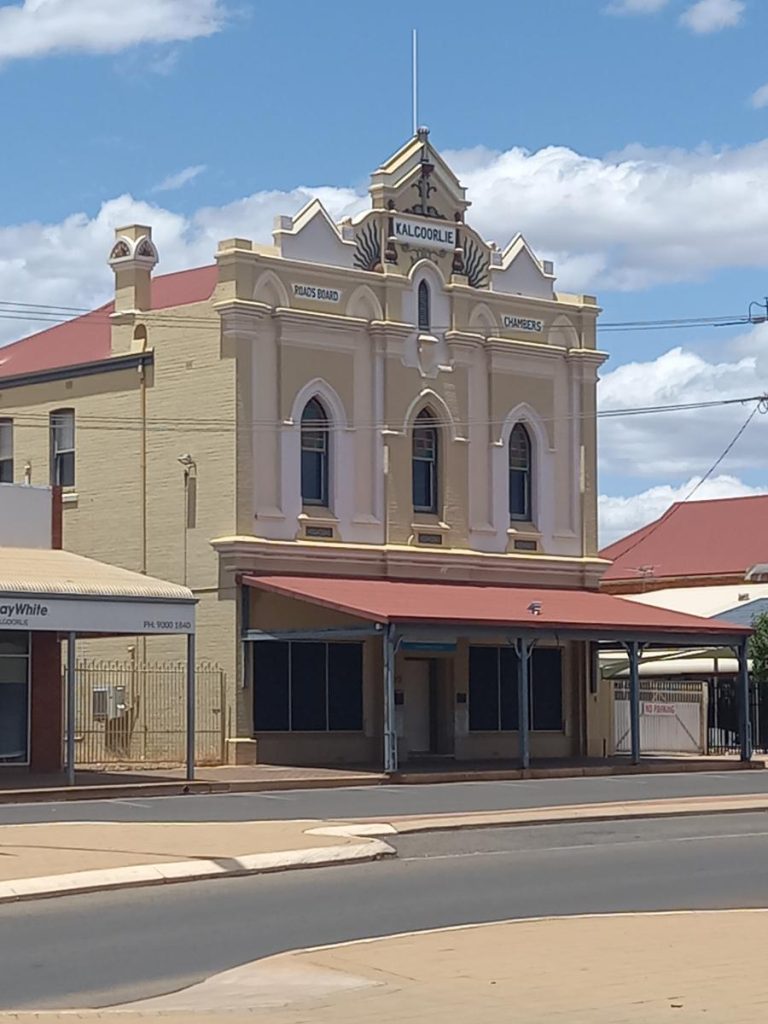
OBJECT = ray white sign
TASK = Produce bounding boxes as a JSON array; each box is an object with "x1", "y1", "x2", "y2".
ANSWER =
[
  {"x1": 0, "y1": 598, "x2": 195, "y2": 634},
  {"x1": 393, "y1": 217, "x2": 456, "y2": 251},
  {"x1": 292, "y1": 283, "x2": 342, "y2": 303}
]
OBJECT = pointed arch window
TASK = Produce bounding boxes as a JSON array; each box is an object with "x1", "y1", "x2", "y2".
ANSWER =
[
  {"x1": 301, "y1": 397, "x2": 329, "y2": 506},
  {"x1": 509, "y1": 423, "x2": 532, "y2": 521},
  {"x1": 417, "y1": 280, "x2": 431, "y2": 332},
  {"x1": 412, "y1": 408, "x2": 438, "y2": 514}
]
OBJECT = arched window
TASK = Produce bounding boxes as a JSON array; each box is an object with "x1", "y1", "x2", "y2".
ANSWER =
[
  {"x1": 509, "y1": 423, "x2": 532, "y2": 521},
  {"x1": 412, "y1": 408, "x2": 438, "y2": 513},
  {"x1": 300, "y1": 398, "x2": 329, "y2": 506},
  {"x1": 417, "y1": 280, "x2": 431, "y2": 332}
]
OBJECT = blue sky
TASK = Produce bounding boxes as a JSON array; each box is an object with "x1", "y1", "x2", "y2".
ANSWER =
[{"x1": 2, "y1": 0, "x2": 768, "y2": 542}]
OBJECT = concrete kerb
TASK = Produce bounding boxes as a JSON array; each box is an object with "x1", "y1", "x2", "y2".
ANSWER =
[
  {"x1": 307, "y1": 793, "x2": 768, "y2": 840},
  {"x1": 0, "y1": 758, "x2": 761, "y2": 805},
  {"x1": 0, "y1": 839, "x2": 396, "y2": 906}
]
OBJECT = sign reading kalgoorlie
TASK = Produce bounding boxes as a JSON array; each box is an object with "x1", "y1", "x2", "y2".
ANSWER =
[
  {"x1": 292, "y1": 283, "x2": 342, "y2": 303},
  {"x1": 502, "y1": 315, "x2": 544, "y2": 333},
  {"x1": 393, "y1": 217, "x2": 456, "y2": 251}
]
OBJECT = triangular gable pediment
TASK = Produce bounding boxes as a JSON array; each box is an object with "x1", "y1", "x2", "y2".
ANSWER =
[
  {"x1": 273, "y1": 199, "x2": 355, "y2": 268},
  {"x1": 369, "y1": 129, "x2": 469, "y2": 219},
  {"x1": 490, "y1": 233, "x2": 555, "y2": 299}
]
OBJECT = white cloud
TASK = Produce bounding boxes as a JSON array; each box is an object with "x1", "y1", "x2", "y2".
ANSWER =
[
  {"x1": 153, "y1": 165, "x2": 207, "y2": 193},
  {"x1": 680, "y1": 0, "x2": 745, "y2": 33},
  {"x1": 148, "y1": 49, "x2": 180, "y2": 76},
  {"x1": 7, "y1": 138, "x2": 768, "y2": 341},
  {"x1": 0, "y1": 0, "x2": 227, "y2": 63},
  {"x1": 599, "y1": 475, "x2": 767, "y2": 546},
  {"x1": 750, "y1": 83, "x2": 768, "y2": 109},
  {"x1": 597, "y1": 325, "x2": 768, "y2": 481},
  {"x1": 0, "y1": 186, "x2": 366, "y2": 346},
  {"x1": 595, "y1": 320, "x2": 768, "y2": 545},
  {"x1": 8, "y1": 137, "x2": 768, "y2": 333},
  {"x1": 446, "y1": 139, "x2": 768, "y2": 292},
  {"x1": 605, "y1": 0, "x2": 670, "y2": 13}
]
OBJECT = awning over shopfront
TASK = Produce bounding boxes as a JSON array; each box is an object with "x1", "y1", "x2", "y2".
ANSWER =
[
  {"x1": 243, "y1": 575, "x2": 752, "y2": 772},
  {"x1": 0, "y1": 547, "x2": 194, "y2": 635},
  {"x1": 242, "y1": 575, "x2": 751, "y2": 643},
  {"x1": 0, "y1": 547, "x2": 196, "y2": 783}
]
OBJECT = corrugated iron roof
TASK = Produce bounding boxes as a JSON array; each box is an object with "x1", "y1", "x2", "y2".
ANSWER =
[
  {"x1": 600, "y1": 495, "x2": 768, "y2": 582},
  {"x1": 243, "y1": 574, "x2": 749, "y2": 636},
  {"x1": 627, "y1": 582, "x2": 768, "y2": 621},
  {"x1": 0, "y1": 265, "x2": 217, "y2": 380},
  {"x1": 0, "y1": 547, "x2": 194, "y2": 602}
]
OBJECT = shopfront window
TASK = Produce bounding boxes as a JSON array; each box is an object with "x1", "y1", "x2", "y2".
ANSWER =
[
  {"x1": 253, "y1": 641, "x2": 363, "y2": 732},
  {"x1": 468, "y1": 645, "x2": 562, "y2": 732},
  {"x1": 0, "y1": 632, "x2": 29, "y2": 763}
]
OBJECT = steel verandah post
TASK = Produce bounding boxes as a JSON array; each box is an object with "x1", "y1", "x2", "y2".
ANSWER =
[
  {"x1": 628, "y1": 640, "x2": 641, "y2": 765},
  {"x1": 738, "y1": 638, "x2": 752, "y2": 762},
  {"x1": 383, "y1": 624, "x2": 398, "y2": 773},
  {"x1": 66, "y1": 632, "x2": 76, "y2": 786},
  {"x1": 186, "y1": 631, "x2": 196, "y2": 781},
  {"x1": 517, "y1": 637, "x2": 531, "y2": 770}
]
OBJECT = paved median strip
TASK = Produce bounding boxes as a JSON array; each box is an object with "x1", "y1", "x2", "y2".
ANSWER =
[
  {"x1": 309, "y1": 793, "x2": 768, "y2": 838},
  {"x1": 1, "y1": 794, "x2": 767, "y2": 905}
]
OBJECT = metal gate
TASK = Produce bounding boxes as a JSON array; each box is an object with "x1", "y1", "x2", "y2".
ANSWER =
[
  {"x1": 614, "y1": 680, "x2": 705, "y2": 754},
  {"x1": 708, "y1": 677, "x2": 768, "y2": 754},
  {"x1": 65, "y1": 659, "x2": 227, "y2": 766}
]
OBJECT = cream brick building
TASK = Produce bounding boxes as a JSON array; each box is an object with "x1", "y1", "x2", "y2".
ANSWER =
[{"x1": 2, "y1": 131, "x2": 733, "y2": 770}]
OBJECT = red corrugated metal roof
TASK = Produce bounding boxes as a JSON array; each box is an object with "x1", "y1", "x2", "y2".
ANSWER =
[
  {"x1": 243, "y1": 575, "x2": 749, "y2": 636},
  {"x1": 600, "y1": 495, "x2": 768, "y2": 582},
  {"x1": 0, "y1": 265, "x2": 217, "y2": 379}
]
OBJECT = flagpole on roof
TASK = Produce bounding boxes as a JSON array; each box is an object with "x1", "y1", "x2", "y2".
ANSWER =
[{"x1": 412, "y1": 29, "x2": 418, "y2": 136}]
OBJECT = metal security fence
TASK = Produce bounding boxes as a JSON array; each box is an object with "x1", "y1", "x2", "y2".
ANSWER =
[
  {"x1": 708, "y1": 677, "x2": 768, "y2": 755},
  {"x1": 64, "y1": 659, "x2": 227, "y2": 766},
  {"x1": 614, "y1": 680, "x2": 706, "y2": 754}
]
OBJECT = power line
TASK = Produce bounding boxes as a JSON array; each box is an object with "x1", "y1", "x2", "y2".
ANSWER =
[
  {"x1": 3, "y1": 394, "x2": 766, "y2": 436},
  {"x1": 602, "y1": 400, "x2": 767, "y2": 566},
  {"x1": 0, "y1": 299, "x2": 762, "y2": 335}
]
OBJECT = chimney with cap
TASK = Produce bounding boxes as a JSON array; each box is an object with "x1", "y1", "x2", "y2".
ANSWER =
[{"x1": 108, "y1": 225, "x2": 158, "y2": 353}]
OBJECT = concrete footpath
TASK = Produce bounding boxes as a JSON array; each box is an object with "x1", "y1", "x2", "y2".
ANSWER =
[
  {"x1": 3, "y1": 791, "x2": 768, "y2": 904},
  {"x1": 0, "y1": 755, "x2": 761, "y2": 804},
  {"x1": 5, "y1": 910, "x2": 767, "y2": 1022}
]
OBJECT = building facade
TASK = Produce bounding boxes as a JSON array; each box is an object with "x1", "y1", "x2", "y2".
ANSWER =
[
  {"x1": 0, "y1": 131, "x2": 633, "y2": 766},
  {"x1": 0, "y1": 484, "x2": 195, "y2": 775}
]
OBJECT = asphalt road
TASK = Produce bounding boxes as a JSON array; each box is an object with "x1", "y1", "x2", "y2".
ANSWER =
[
  {"x1": 1, "y1": 769, "x2": 768, "y2": 824},
  {"x1": 4, "y1": 810, "x2": 768, "y2": 1010}
]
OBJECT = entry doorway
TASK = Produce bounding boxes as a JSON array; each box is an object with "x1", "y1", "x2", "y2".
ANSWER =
[
  {"x1": 403, "y1": 660, "x2": 431, "y2": 755},
  {"x1": 400, "y1": 658, "x2": 454, "y2": 760}
]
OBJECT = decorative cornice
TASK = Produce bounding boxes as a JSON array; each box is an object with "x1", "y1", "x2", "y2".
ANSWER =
[{"x1": 274, "y1": 307, "x2": 369, "y2": 335}]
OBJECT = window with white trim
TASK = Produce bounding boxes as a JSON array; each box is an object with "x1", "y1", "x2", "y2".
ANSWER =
[
  {"x1": 509, "y1": 423, "x2": 532, "y2": 521},
  {"x1": 412, "y1": 408, "x2": 438, "y2": 514},
  {"x1": 0, "y1": 419, "x2": 12, "y2": 483},
  {"x1": 300, "y1": 397, "x2": 329, "y2": 506},
  {"x1": 50, "y1": 408, "x2": 75, "y2": 488},
  {"x1": 417, "y1": 280, "x2": 431, "y2": 332}
]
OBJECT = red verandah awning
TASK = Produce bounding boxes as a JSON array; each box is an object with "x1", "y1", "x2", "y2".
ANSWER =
[{"x1": 242, "y1": 575, "x2": 751, "y2": 640}]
